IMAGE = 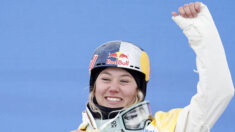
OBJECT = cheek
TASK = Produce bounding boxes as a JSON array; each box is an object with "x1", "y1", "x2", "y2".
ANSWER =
[
  {"x1": 95, "y1": 88, "x2": 104, "y2": 97},
  {"x1": 122, "y1": 87, "x2": 137, "y2": 99},
  {"x1": 94, "y1": 83, "x2": 106, "y2": 98}
]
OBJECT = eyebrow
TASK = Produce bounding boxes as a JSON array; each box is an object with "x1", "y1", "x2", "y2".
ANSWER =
[
  {"x1": 100, "y1": 71, "x2": 132, "y2": 77},
  {"x1": 100, "y1": 71, "x2": 111, "y2": 75}
]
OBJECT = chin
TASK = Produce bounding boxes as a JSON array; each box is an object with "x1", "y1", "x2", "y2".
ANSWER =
[{"x1": 105, "y1": 103, "x2": 125, "y2": 108}]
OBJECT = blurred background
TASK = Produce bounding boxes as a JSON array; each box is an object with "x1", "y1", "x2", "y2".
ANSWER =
[{"x1": 0, "y1": 0, "x2": 234, "y2": 131}]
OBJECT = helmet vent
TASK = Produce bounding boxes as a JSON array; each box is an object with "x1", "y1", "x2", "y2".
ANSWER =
[
  {"x1": 130, "y1": 65, "x2": 140, "y2": 69},
  {"x1": 96, "y1": 63, "x2": 106, "y2": 66},
  {"x1": 135, "y1": 66, "x2": 140, "y2": 69}
]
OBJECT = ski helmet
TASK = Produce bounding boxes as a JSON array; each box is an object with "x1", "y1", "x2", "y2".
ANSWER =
[{"x1": 89, "y1": 41, "x2": 150, "y2": 99}]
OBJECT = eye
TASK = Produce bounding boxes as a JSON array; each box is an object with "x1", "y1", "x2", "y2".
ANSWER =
[
  {"x1": 120, "y1": 79, "x2": 129, "y2": 83},
  {"x1": 102, "y1": 78, "x2": 111, "y2": 82}
]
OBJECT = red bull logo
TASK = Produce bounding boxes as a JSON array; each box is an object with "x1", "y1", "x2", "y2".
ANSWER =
[
  {"x1": 107, "y1": 52, "x2": 129, "y2": 66},
  {"x1": 108, "y1": 53, "x2": 118, "y2": 58}
]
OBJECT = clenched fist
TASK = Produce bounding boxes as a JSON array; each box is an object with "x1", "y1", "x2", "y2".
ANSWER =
[{"x1": 172, "y1": 2, "x2": 201, "y2": 18}]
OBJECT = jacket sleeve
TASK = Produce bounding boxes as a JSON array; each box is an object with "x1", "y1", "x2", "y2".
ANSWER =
[{"x1": 172, "y1": 3, "x2": 234, "y2": 132}]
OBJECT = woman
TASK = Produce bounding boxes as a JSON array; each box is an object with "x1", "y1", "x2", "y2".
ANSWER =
[{"x1": 73, "y1": 2, "x2": 234, "y2": 132}]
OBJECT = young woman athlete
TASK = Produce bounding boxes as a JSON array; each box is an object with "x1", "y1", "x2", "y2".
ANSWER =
[{"x1": 72, "y1": 2, "x2": 234, "y2": 132}]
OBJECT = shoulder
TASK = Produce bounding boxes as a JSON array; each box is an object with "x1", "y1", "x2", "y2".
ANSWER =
[{"x1": 145, "y1": 108, "x2": 183, "y2": 132}]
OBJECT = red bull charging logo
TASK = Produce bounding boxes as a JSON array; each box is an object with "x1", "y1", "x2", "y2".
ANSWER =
[{"x1": 107, "y1": 52, "x2": 129, "y2": 66}]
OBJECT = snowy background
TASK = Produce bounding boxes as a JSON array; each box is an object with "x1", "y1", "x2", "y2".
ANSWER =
[{"x1": 0, "y1": 0, "x2": 234, "y2": 132}]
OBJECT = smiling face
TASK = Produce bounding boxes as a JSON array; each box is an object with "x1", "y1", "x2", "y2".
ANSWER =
[{"x1": 95, "y1": 67, "x2": 138, "y2": 108}]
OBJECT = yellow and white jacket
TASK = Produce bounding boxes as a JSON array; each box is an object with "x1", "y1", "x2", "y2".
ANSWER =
[{"x1": 73, "y1": 3, "x2": 234, "y2": 132}]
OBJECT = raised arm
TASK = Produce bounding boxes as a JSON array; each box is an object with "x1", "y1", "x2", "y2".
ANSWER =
[{"x1": 172, "y1": 2, "x2": 234, "y2": 132}]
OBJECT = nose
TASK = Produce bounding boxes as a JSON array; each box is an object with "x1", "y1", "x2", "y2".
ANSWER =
[{"x1": 108, "y1": 80, "x2": 120, "y2": 94}]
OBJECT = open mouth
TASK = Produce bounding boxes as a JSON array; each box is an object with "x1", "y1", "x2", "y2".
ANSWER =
[{"x1": 105, "y1": 97, "x2": 122, "y2": 102}]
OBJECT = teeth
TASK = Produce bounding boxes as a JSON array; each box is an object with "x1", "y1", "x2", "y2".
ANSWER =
[{"x1": 107, "y1": 97, "x2": 121, "y2": 102}]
